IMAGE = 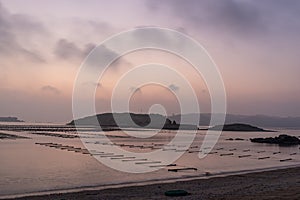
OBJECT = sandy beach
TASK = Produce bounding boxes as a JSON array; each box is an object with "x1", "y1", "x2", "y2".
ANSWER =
[{"x1": 11, "y1": 166, "x2": 299, "y2": 200}]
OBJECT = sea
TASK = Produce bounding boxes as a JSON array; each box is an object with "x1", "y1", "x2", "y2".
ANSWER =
[{"x1": 0, "y1": 122, "x2": 299, "y2": 199}]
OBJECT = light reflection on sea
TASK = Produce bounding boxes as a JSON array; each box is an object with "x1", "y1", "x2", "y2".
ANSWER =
[{"x1": 0, "y1": 123, "x2": 299, "y2": 198}]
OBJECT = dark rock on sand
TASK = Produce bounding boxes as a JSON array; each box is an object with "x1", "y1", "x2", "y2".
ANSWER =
[
  {"x1": 250, "y1": 134, "x2": 300, "y2": 146},
  {"x1": 165, "y1": 189, "x2": 189, "y2": 197}
]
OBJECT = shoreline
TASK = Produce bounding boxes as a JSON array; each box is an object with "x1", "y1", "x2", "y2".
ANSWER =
[{"x1": 3, "y1": 165, "x2": 299, "y2": 200}]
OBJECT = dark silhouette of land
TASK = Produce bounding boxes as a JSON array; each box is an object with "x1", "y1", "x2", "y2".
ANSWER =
[
  {"x1": 208, "y1": 123, "x2": 273, "y2": 132},
  {"x1": 251, "y1": 134, "x2": 300, "y2": 146},
  {"x1": 68, "y1": 113, "x2": 198, "y2": 130},
  {"x1": 169, "y1": 113, "x2": 300, "y2": 128},
  {"x1": 0, "y1": 117, "x2": 23, "y2": 122}
]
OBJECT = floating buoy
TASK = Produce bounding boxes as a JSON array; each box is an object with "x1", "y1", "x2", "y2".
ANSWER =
[
  {"x1": 280, "y1": 158, "x2": 292, "y2": 162},
  {"x1": 220, "y1": 153, "x2": 234, "y2": 156},
  {"x1": 168, "y1": 167, "x2": 197, "y2": 172},
  {"x1": 238, "y1": 155, "x2": 251, "y2": 158},
  {"x1": 258, "y1": 156, "x2": 270, "y2": 160}
]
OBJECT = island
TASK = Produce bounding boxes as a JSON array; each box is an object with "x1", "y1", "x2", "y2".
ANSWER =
[
  {"x1": 67, "y1": 113, "x2": 198, "y2": 130},
  {"x1": 250, "y1": 134, "x2": 300, "y2": 146},
  {"x1": 0, "y1": 117, "x2": 24, "y2": 122},
  {"x1": 207, "y1": 123, "x2": 273, "y2": 132}
]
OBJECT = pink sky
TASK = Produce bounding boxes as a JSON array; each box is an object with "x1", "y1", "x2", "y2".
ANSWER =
[{"x1": 0, "y1": 0, "x2": 300, "y2": 122}]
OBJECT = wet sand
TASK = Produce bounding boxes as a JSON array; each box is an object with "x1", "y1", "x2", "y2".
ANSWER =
[{"x1": 12, "y1": 166, "x2": 300, "y2": 200}]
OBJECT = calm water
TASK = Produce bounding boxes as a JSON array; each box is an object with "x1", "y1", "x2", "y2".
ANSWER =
[{"x1": 0, "y1": 123, "x2": 299, "y2": 198}]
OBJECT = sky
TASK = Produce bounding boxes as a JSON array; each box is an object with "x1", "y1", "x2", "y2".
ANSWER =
[{"x1": 0, "y1": 0, "x2": 300, "y2": 123}]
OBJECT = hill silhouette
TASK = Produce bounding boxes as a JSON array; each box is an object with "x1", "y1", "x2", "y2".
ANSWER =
[
  {"x1": 0, "y1": 117, "x2": 24, "y2": 122},
  {"x1": 208, "y1": 123, "x2": 272, "y2": 132},
  {"x1": 168, "y1": 113, "x2": 300, "y2": 128},
  {"x1": 68, "y1": 113, "x2": 198, "y2": 130}
]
